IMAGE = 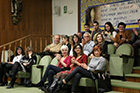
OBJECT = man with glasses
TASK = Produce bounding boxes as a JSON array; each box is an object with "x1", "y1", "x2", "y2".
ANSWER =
[
  {"x1": 132, "y1": 19, "x2": 140, "y2": 66},
  {"x1": 91, "y1": 21, "x2": 102, "y2": 40},
  {"x1": 81, "y1": 32, "x2": 95, "y2": 56},
  {"x1": 114, "y1": 22, "x2": 132, "y2": 47}
]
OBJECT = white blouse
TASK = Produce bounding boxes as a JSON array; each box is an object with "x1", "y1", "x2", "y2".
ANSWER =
[
  {"x1": 12, "y1": 54, "x2": 23, "y2": 64},
  {"x1": 103, "y1": 31, "x2": 117, "y2": 42}
]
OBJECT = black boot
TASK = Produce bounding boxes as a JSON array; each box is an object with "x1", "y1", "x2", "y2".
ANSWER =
[
  {"x1": 53, "y1": 79, "x2": 64, "y2": 93},
  {"x1": 6, "y1": 83, "x2": 14, "y2": 89},
  {"x1": 49, "y1": 78, "x2": 59, "y2": 93},
  {"x1": 40, "y1": 85, "x2": 49, "y2": 93},
  {"x1": 32, "y1": 80, "x2": 44, "y2": 87}
]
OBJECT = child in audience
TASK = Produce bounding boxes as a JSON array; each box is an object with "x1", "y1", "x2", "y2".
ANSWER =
[
  {"x1": 102, "y1": 22, "x2": 117, "y2": 44},
  {"x1": 58, "y1": 45, "x2": 106, "y2": 93},
  {"x1": 114, "y1": 22, "x2": 132, "y2": 47},
  {"x1": 33, "y1": 45, "x2": 71, "y2": 90},
  {"x1": 0, "y1": 47, "x2": 24, "y2": 86},
  {"x1": 47, "y1": 44, "x2": 87, "y2": 93},
  {"x1": 6, "y1": 46, "x2": 37, "y2": 89}
]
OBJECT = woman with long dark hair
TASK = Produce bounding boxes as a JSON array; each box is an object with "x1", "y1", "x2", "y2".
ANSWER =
[
  {"x1": 102, "y1": 22, "x2": 117, "y2": 44},
  {"x1": 69, "y1": 34, "x2": 81, "y2": 56},
  {"x1": 0, "y1": 47, "x2": 25, "y2": 86}
]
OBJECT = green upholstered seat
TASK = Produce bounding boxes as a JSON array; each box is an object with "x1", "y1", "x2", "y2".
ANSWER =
[
  {"x1": 116, "y1": 44, "x2": 132, "y2": 56},
  {"x1": 31, "y1": 55, "x2": 52, "y2": 83},
  {"x1": 50, "y1": 57, "x2": 58, "y2": 66},
  {"x1": 109, "y1": 44, "x2": 134, "y2": 77},
  {"x1": 67, "y1": 78, "x2": 95, "y2": 87},
  {"x1": 16, "y1": 55, "x2": 41, "y2": 81},
  {"x1": 107, "y1": 44, "x2": 116, "y2": 55},
  {"x1": 79, "y1": 78, "x2": 95, "y2": 87},
  {"x1": 16, "y1": 71, "x2": 30, "y2": 78}
]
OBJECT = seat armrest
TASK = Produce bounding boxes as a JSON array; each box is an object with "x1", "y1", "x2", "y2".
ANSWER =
[
  {"x1": 36, "y1": 65, "x2": 44, "y2": 68},
  {"x1": 119, "y1": 54, "x2": 134, "y2": 58}
]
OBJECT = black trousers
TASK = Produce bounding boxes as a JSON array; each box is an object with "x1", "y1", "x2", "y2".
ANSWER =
[
  {"x1": 0, "y1": 63, "x2": 13, "y2": 83},
  {"x1": 65, "y1": 66, "x2": 97, "y2": 92},
  {"x1": 41, "y1": 65, "x2": 62, "y2": 87},
  {"x1": 132, "y1": 40, "x2": 140, "y2": 66},
  {"x1": 9, "y1": 62, "x2": 22, "y2": 86}
]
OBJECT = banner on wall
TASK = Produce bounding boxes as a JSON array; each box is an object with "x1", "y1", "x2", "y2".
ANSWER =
[{"x1": 81, "y1": 0, "x2": 140, "y2": 32}]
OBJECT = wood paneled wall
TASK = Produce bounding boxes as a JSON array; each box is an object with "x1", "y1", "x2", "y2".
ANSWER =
[{"x1": 0, "y1": 0, "x2": 52, "y2": 45}]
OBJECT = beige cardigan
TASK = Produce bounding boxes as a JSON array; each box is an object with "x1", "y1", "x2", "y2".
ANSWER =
[{"x1": 44, "y1": 42, "x2": 62, "y2": 53}]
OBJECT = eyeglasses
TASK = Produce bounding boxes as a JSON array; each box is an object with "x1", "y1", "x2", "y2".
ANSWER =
[
  {"x1": 93, "y1": 25, "x2": 98, "y2": 26},
  {"x1": 84, "y1": 36, "x2": 90, "y2": 38},
  {"x1": 75, "y1": 47, "x2": 81, "y2": 49}
]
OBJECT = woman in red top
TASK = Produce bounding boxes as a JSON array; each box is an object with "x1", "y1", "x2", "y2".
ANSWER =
[{"x1": 47, "y1": 44, "x2": 87, "y2": 93}]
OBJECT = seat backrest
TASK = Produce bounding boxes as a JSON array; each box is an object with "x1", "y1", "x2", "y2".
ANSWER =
[
  {"x1": 39, "y1": 55, "x2": 52, "y2": 66},
  {"x1": 35, "y1": 55, "x2": 41, "y2": 64},
  {"x1": 115, "y1": 44, "x2": 133, "y2": 56},
  {"x1": 50, "y1": 57, "x2": 58, "y2": 66},
  {"x1": 107, "y1": 44, "x2": 116, "y2": 55},
  {"x1": 1, "y1": 50, "x2": 14, "y2": 62}
]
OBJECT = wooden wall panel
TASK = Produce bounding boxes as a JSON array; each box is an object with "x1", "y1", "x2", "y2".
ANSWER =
[{"x1": 0, "y1": 0, "x2": 52, "y2": 45}]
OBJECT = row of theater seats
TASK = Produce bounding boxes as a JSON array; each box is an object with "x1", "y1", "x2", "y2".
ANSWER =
[{"x1": 0, "y1": 43, "x2": 138, "y2": 91}]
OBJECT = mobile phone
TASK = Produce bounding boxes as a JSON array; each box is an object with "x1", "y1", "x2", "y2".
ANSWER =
[{"x1": 120, "y1": 35, "x2": 122, "y2": 39}]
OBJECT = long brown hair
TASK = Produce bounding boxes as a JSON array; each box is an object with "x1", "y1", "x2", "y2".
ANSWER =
[
  {"x1": 93, "y1": 32, "x2": 104, "y2": 44},
  {"x1": 25, "y1": 46, "x2": 34, "y2": 57},
  {"x1": 71, "y1": 34, "x2": 81, "y2": 48}
]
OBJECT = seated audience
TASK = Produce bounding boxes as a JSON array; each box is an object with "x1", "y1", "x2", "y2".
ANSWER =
[
  {"x1": 132, "y1": 19, "x2": 140, "y2": 65},
  {"x1": 91, "y1": 21, "x2": 102, "y2": 39},
  {"x1": 33, "y1": 45, "x2": 71, "y2": 90},
  {"x1": 114, "y1": 22, "x2": 132, "y2": 47},
  {"x1": 47, "y1": 44, "x2": 87, "y2": 93},
  {"x1": 59, "y1": 45, "x2": 107, "y2": 93},
  {"x1": 102, "y1": 22, "x2": 117, "y2": 44},
  {"x1": 40, "y1": 34, "x2": 62, "y2": 58},
  {"x1": 70, "y1": 34, "x2": 81, "y2": 56},
  {"x1": 62, "y1": 35, "x2": 71, "y2": 54},
  {"x1": 92, "y1": 33, "x2": 107, "y2": 58},
  {"x1": 6, "y1": 46, "x2": 37, "y2": 89},
  {"x1": 0, "y1": 47, "x2": 24, "y2": 86},
  {"x1": 81, "y1": 32, "x2": 95, "y2": 56}
]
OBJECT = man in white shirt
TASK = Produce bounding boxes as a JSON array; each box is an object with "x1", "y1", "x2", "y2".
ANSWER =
[{"x1": 81, "y1": 32, "x2": 95, "y2": 56}]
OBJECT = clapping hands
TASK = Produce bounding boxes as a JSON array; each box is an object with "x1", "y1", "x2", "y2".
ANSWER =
[{"x1": 71, "y1": 57, "x2": 75, "y2": 64}]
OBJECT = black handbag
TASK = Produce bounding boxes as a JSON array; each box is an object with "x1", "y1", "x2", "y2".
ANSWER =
[{"x1": 97, "y1": 72, "x2": 112, "y2": 93}]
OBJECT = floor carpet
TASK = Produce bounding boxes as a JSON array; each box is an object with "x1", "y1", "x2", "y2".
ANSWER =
[{"x1": 0, "y1": 84, "x2": 44, "y2": 93}]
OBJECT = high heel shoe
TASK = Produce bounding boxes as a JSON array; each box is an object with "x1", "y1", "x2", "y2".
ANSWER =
[
  {"x1": 6, "y1": 84, "x2": 14, "y2": 89},
  {"x1": 32, "y1": 80, "x2": 44, "y2": 87}
]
